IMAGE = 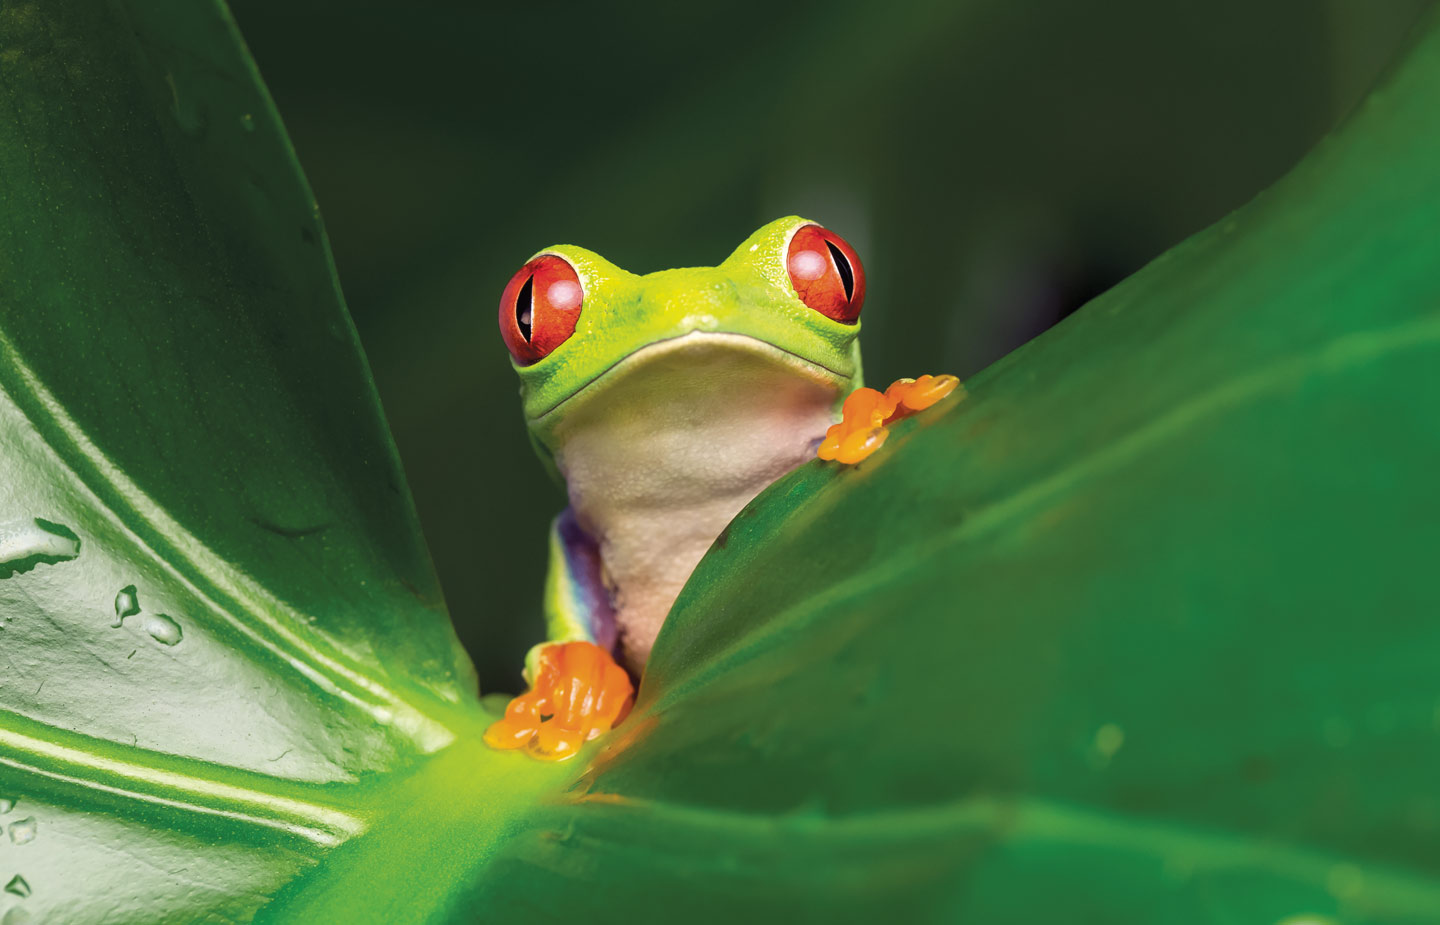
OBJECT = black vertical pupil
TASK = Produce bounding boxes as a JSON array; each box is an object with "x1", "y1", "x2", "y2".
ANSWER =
[
  {"x1": 825, "y1": 241, "x2": 854, "y2": 301},
  {"x1": 516, "y1": 275, "x2": 535, "y2": 340}
]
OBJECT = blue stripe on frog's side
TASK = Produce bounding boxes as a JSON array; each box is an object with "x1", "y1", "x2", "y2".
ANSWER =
[
  {"x1": 555, "y1": 508, "x2": 617, "y2": 652},
  {"x1": 526, "y1": 508, "x2": 618, "y2": 683}
]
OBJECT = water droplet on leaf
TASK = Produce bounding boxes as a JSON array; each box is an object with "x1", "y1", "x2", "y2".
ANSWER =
[
  {"x1": 1086, "y1": 723, "x2": 1126, "y2": 769},
  {"x1": 1326, "y1": 863, "x2": 1364, "y2": 899},
  {"x1": 1093, "y1": 723, "x2": 1125, "y2": 758},
  {"x1": 8, "y1": 817, "x2": 36, "y2": 845},
  {"x1": 112, "y1": 585, "x2": 140, "y2": 627},
  {"x1": 3, "y1": 875, "x2": 28, "y2": 898},
  {"x1": 165, "y1": 72, "x2": 208, "y2": 138},
  {"x1": 0, "y1": 797, "x2": 14, "y2": 814},
  {"x1": 0, "y1": 519, "x2": 80, "y2": 579},
  {"x1": 144, "y1": 615, "x2": 183, "y2": 646}
]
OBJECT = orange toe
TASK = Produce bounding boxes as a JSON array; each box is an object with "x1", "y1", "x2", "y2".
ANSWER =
[
  {"x1": 835, "y1": 425, "x2": 888, "y2": 464},
  {"x1": 885, "y1": 374, "x2": 961, "y2": 417},
  {"x1": 534, "y1": 721, "x2": 585, "y2": 760},
  {"x1": 481, "y1": 689, "x2": 544, "y2": 749},
  {"x1": 841, "y1": 387, "x2": 898, "y2": 429},
  {"x1": 482, "y1": 716, "x2": 539, "y2": 750}
]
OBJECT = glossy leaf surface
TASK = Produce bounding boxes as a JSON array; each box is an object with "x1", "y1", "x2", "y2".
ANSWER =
[
  {"x1": 457, "y1": 12, "x2": 1440, "y2": 921},
  {"x1": 0, "y1": 1, "x2": 476, "y2": 920},
  {"x1": 1, "y1": 1, "x2": 1437, "y2": 923}
]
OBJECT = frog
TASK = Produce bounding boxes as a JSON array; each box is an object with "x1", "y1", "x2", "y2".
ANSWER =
[{"x1": 482, "y1": 216, "x2": 960, "y2": 760}]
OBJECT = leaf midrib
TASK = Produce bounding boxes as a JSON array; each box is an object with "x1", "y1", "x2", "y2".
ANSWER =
[
  {"x1": 0, "y1": 330, "x2": 455, "y2": 752},
  {"x1": 0, "y1": 713, "x2": 363, "y2": 848}
]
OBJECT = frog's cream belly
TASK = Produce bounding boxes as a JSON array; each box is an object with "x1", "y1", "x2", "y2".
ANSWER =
[{"x1": 545, "y1": 333, "x2": 845, "y2": 672}]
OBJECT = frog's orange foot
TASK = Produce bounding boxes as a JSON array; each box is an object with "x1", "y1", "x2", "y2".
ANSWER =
[
  {"x1": 818, "y1": 374, "x2": 962, "y2": 465},
  {"x1": 483, "y1": 641, "x2": 635, "y2": 761}
]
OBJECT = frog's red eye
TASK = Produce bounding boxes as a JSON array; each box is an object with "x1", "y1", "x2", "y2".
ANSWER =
[
  {"x1": 499, "y1": 255, "x2": 584, "y2": 365},
  {"x1": 786, "y1": 224, "x2": 865, "y2": 324}
]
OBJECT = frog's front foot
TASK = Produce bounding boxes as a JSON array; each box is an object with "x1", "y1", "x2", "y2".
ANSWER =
[
  {"x1": 483, "y1": 641, "x2": 635, "y2": 761},
  {"x1": 818, "y1": 374, "x2": 962, "y2": 465}
]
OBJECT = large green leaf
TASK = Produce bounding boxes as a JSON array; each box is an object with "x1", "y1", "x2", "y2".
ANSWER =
[
  {"x1": 1, "y1": 1, "x2": 1437, "y2": 923},
  {"x1": 0, "y1": 1, "x2": 479, "y2": 920},
  {"x1": 459, "y1": 11, "x2": 1440, "y2": 921}
]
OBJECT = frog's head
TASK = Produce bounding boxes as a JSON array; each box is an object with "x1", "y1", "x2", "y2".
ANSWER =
[{"x1": 498, "y1": 216, "x2": 866, "y2": 465}]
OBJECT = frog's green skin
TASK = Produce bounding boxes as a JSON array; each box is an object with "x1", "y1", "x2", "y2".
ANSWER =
[{"x1": 512, "y1": 216, "x2": 863, "y2": 675}]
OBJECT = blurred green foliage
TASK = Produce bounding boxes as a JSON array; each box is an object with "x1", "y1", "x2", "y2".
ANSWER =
[{"x1": 230, "y1": 0, "x2": 1431, "y2": 689}]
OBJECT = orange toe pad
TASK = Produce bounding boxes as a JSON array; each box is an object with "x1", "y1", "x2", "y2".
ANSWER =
[{"x1": 483, "y1": 641, "x2": 635, "y2": 761}]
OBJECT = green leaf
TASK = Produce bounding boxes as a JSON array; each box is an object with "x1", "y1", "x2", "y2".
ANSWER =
[
  {"x1": 2, "y1": 1, "x2": 1437, "y2": 924},
  {"x1": 0, "y1": 1, "x2": 485, "y2": 920},
  {"x1": 454, "y1": 12, "x2": 1439, "y2": 920}
]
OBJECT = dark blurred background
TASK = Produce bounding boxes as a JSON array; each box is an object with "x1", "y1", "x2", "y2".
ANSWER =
[{"x1": 229, "y1": 0, "x2": 1431, "y2": 692}]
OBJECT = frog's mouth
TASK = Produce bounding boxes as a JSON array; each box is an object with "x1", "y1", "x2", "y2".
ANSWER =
[{"x1": 527, "y1": 331, "x2": 852, "y2": 428}]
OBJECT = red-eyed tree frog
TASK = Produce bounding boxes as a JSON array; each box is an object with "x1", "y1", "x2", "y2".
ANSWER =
[{"x1": 484, "y1": 216, "x2": 960, "y2": 760}]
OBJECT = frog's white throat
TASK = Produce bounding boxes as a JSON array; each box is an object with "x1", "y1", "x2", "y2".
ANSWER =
[{"x1": 544, "y1": 332, "x2": 846, "y2": 673}]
